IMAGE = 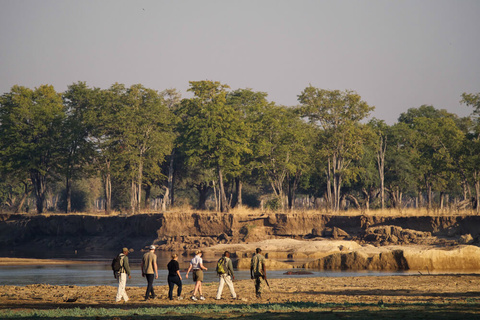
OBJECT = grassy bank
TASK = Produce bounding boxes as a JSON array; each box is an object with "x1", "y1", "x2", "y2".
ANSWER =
[{"x1": 2, "y1": 301, "x2": 480, "y2": 320}]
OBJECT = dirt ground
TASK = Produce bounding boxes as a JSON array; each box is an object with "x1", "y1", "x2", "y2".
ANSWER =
[{"x1": 1, "y1": 274, "x2": 480, "y2": 310}]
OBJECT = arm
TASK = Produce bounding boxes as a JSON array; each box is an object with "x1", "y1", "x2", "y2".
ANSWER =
[
  {"x1": 262, "y1": 261, "x2": 267, "y2": 280},
  {"x1": 186, "y1": 263, "x2": 192, "y2": 279},
  {"x1": 250, "y1": 256, "x2": 255, "y2": 279},
  {"x1": 227, "y1": 259, "x2": 235, "y2": 280},
  {"x1": 200, "y1": 262, "x2": 208, "y2": 271},
  {"x1": 124, "y1": 257, "x2": 132, "y2": 279},
  {"x1": 154, "y1": 259, "x2": 158, "y2": 279},
  {"x1": 176, "y1": 261, "x2": 182, "y2": 280}
]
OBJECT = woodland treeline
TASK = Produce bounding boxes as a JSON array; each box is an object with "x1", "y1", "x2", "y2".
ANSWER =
[{"x1": 0, "y1": 81, "x2": 479, "y2": 214}]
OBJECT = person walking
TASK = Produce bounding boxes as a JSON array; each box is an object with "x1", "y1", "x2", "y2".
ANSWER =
[
  {"x1": 114, "y1": 247, "x2": 131, "y2": 303},
  {"x1": 215, "y1": 251, "x2": 237, "y2": 300},
  {"x1": 141, "y1": 245, "x2": 158, "y2": 300},
  {"x1": 185, "y1": 249, "x2": 208, "y2": 301},
  {"x1": 250, "y1": 247, "x2": 266, "y2": 298},
  {"x1": 167, "y1": 253, "x2": 183, "y2": 300}
]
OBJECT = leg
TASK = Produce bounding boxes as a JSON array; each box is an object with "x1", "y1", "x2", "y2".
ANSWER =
[
  {"x1": 175, "y1": 277, "x2": 183, "y2": 297},
  {"x1": 116, "y1": 273, "x2": 128, "y2": 302},
  {"x1": 255, "y1": 276, "x2": 263, "y2": 297},
  {"x1": 168, "y1": 277, "x2": 175, "y2": 300},
  {"x1": 224, "y1": 275, "x2": 236, "y2": 299},
  {"x1": 146, "y1": 274, "x2": 155, "y2": 297},
  {"x1": 216, "y1": 275, "x2": 225, "y2": 299},
  {"x1": 193, "y1": 281, "x2": 201, "y2": 296}
]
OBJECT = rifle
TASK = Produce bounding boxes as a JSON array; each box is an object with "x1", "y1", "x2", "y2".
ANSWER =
[{"x1": 263, "y1": 276, "x2": 270, "y2": 288}]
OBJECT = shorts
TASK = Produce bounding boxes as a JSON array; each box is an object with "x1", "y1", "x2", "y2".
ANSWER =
[{"x1": 193, "y1": 269, "x2": 203, "y2": 282}]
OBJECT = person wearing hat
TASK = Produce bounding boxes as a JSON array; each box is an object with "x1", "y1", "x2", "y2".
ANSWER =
[
  {"x1": 186, "y1": 249, "x2": 208, "y2": 301},
  {"x1": 115, "y1": 247, "x2": 131, "y2": 303},
  {"x1": 141, "y1": 245, "x2": 158, "y2": 300}
]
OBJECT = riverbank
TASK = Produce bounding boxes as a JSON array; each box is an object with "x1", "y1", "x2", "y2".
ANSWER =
[
  {"x1": 2, "y1": 211, "x2": 479, "y2": 256},
  {"x1": 1, "y1": 275, "x2": 479, "y2": 319},
  {"x1": 0, "y1": 257, "x2": 88, "y2": 266}
]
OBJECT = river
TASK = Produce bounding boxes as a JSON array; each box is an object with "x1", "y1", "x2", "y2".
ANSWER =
[{"x1": 0, "y1": 249, "x2": 416, "y2": 286}]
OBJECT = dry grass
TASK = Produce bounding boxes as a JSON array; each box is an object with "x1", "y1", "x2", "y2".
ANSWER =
[{"x1": 4, "y1": 206, "x2": 478, "y2": 217}]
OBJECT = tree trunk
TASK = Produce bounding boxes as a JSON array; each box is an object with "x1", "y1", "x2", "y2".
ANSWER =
[
  {"x1": 65, "y1": 175, "x2": 72, "y2": 213},
  {"x1": 362, "y1": 188, "x2": 370, "y2": 211},
  {"x1": 30, "y1": 170, "x2": 47, "y2": 214},
  {"x1": 287, "y1": 170, "x2": 301, "y2": 210},
  {"x1": 103, "y1": 160, "x2": 112, "y2": 215},
  {"x1": 217, "y1": 164, "x2": 228, "y2": 212},
  {"x1": 14, "y1": 181, "x2": 30, "y2": 213},
  {"x1": 235, "y1": 178, "x2": 243, "y2": 208},
  {"x1": 376, "y1": 135, "x2": 386, "y2": 210},
  {"x1": 144, "y1": 184, "x2": 151, "y2": 210},
  {"x1": 162, "y1": 187, "x2": 169, "y2": 211},
  {"x1": 325, "y1": 159, "x2": 333, "y2": 211},
  {"x1": 474, "y1": 171, "x2": 480, "y2": 214},
  {"x1": 196, "y1": 182, "x2": 210, "y2": 210},
  {"x1": 131, "y1": 179, "x2": 137, "y2": 214},
  {"x1": 167, "y1": 149, "x2": 175, "y2": 207}
]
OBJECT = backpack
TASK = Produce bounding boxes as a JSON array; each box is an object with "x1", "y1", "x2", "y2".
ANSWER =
[
  {"x1": 216, "y1": 257, "x2": 226, "y2": 274},
  {"x1": 111, "y1": 254, "x2": 123, "y2": 273}
]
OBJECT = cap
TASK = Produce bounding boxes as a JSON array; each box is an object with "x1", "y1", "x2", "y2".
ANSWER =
[
  {"x1": 150, "y1": 245, "x2": 156, "y2": 250},
  {"x1": 195, "y1": 249, "x2": 202, "y2": 255}
]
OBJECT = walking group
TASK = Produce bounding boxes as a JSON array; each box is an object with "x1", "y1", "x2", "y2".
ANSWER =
[{"x1": 112, "y1": 246, "x2": 267, "y2": 302}]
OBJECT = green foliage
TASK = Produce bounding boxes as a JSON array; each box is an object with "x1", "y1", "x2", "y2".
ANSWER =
[{"x1": 2, "y1": 82, "x2": 480, "y2": 213}]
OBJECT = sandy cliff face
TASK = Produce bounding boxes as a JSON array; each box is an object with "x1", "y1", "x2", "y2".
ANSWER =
[{"x1": 0, "y1": 212, "x2": 479, "y2": 254}]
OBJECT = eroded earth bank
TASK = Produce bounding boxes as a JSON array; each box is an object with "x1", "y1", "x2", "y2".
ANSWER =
[{"x1": 1, "y1": 211, "x2": 480, "y2": 272}]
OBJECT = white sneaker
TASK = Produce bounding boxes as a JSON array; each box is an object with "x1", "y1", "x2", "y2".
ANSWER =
[
  {"x1": 199, "y1": 296, "x2": 206, "y2": 300},
  {"x1": 191, "y1": 296, "x2": 198, "y2": 301},
  {"x1": 177, "y1": 296, "x2": 184, "y2": 300}
]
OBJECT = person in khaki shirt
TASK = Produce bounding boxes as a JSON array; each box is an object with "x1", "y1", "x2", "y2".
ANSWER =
[{"x1": 141, "y1": 245, "x2": 158, "y2": 300}]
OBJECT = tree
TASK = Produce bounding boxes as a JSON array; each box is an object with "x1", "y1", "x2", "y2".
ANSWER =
[
  {"x1": 0, "y1": 85, "x2": 64, "y2": 213},
  {"x1": 177, "y1": 81, "x2": 250, "y2": 212},
  {"x1": 461, "y1": 92, "x2": 480, "y2": 212},
  {"x1": 299, "y1": 87, "x2": 374, "y2": 211},
  {"x1": 399, "y1": 106, "x2": 465, "y2": 210},
  {"x1": 368, "y1": 119, "x2": 389, "y2": 209},
  {"x1": 226, "y1": 88, "x2": 270, "y2": 208},
  {"x1": 250, "y1": 104, "x2": 312, "y2": 209},
  {"x1": 61, "y1": 82, "x2": 97, "y2": 213}
]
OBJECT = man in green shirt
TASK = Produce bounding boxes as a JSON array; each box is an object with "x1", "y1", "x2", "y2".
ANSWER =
[
  {"x1": 115, "y1": 247, "x2": 131, "y2": 303},
  {"x1": 215, "y1": 251, "x2": 237, "y2": 300},
  {"x1": 250, "y1": 247, "x2": 267, "y2": 298}
]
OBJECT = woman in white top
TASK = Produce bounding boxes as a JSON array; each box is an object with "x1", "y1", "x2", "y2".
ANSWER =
[{"x1": 186, "y1": 249, "x2": 208, "y2": 300}]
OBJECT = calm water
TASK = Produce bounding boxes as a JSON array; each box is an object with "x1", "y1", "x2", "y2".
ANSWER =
[{"x1": 0, "y1": 250, "x2": 413, "y2": 286}]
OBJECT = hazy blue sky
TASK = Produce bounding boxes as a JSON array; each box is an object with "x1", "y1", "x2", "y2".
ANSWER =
[{"x1": 1, "y1": 0, "x2": 479, "y2": 123}]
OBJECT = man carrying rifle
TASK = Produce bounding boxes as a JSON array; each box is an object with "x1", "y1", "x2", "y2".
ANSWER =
[{"x1": 250, "y1": 247, "x2": 267, "y2": 299}]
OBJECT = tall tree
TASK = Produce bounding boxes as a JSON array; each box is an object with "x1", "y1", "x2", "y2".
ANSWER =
[
  {"x1": 461, "y1": 92, "x2": 480, "y2": 212},
  {"x1": 61, "y1": 82, "x2": 97, "y2": 213},
  {"x1": 299, "y1": 87, "x2": 374, "y2": 211},
  {"x1": 399, "y1": 106, "x2": 464, "y2": 210},
  {"x1": 0, "y1": 85, "x2": 65, "y2": 213},
  {"x1": 177, "y1": 81, "x2": 249, "y2": 212},
  {"x1": 121, "y1": 84, "x2": 175, "y2": 213}
]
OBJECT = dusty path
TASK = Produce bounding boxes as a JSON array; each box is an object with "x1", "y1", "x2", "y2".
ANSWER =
[{"x1": 1, "y1": 275, "x2": 480, "y2": 309}]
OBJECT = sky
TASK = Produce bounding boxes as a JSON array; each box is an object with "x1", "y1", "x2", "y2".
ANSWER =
[{"x1": 1, "y1": 0, "x2": 479, "y2": 124}]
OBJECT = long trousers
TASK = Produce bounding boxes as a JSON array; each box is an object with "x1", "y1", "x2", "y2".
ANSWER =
[
  {"x1": 216, "y1": 274, "x2": 236, "y2": 299},
  {"x1": 145, "y1": 273, "x2": 155, "y2": 298},
  {"x1": 167, "y1": 275, "x2": 182, "y2": 300},
  {"x1": 115, "y1": 272, "x2": 129, "y2": 302}
]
